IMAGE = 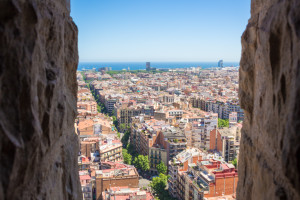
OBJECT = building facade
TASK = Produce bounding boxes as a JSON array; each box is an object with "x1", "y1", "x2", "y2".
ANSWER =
[{"x1": 95, "y1": 163, "x2": 139, "y2": 200}]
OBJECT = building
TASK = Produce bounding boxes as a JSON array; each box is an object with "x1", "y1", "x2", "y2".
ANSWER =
[
  {"x1": 131, "y1": 117, "x2": 187, "y2": 173},
  {"x1": 146, "y1": 62, "x2": 156, "y2": 71},
  {"x1": 146, "y1": 62, "x2": 151, "y2": 71},
  {"x1": 189, "y1": 98, "x2": 244, "y2": 122},
  {"x1": 209, "y1": 126, "x2": 241, "y2": 163},
  {"x1": 77, "y1": 119, "x2": 95, "y2": 136},
  {"x1": 162, "y1": 95, "x2": 175, "y2": 103},
  {"x1": 102, "y1": 187, "x2": 154, "y2": 200},
  {"x1": 229, "y1": 112, "x2": 238, "y2": 127},
  {"x1": 218, "y1": 60, "x2": 223, "y2": 68},
  {"x1": 162, "y1": 127, "x2": 187, "y2": 162},
  {"x1": 224, "y1": 102, "x2": 244, "y2": 121},
  {"x1": 167, "y1": 110, "x2": 184, "y2": 120},
  {"x1": 149, "y1": 145, "x2": 168, "y2": 173},
  {"x1": 80, "y1": 141, "x2": 99, "y2": 158},
  {"x1": 178, "y1": 111, "x2": 218, "y2": 149},
  {"x1": 197, "y1": 160, "x2": 238, "y2": 198},
  {"x1": 77, "y1": 118, "x2": 114, "y2": 139},
  {"x1": 98, "y1": 67, "x2": 112, "y2": 72},
  {"x1": 168, "y1": 148, "x2": 204, "y2": 199},
  {"x1": 131, "y1": 118, "x2": 168, "y2": 172},
  {"x1": 176, "y1": 160, "x2": 238, "y2": 199},
  {"x1": 78, "y1": 155, "x2": 91, "y2": 170},
  {"x1": 154, "y1": 111, "x2": 167, "y2": 121},
  {"x1": 115, "y1": 101, "x2": 155, "y2": 127},
  {"x1": 95, "y1": 162, "x2": 139, "y2": 200},
  {"x1": 79, "y1": 173, "x2": 93, "y2": 200},
  {"x1": 98, "y1": 139, "x2": 123, "y2": 163},
  {"x1": 79, "y1": 135, "x2": 123, "y2": 163},
  {"x1": 105, "y1": 97, "x2": 118, "y2": 114}
]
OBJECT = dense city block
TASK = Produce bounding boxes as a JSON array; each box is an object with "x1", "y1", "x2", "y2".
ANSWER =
[{"x1": 76, "y1": 66, "x2": 242, "y2": 200}]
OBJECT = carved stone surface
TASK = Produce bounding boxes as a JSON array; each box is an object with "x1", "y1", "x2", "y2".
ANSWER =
[
  {"x1": 238, "y1": 0, "x2": 300, "y2": 199},
  {"x1": 0, "y1": 0, "x2": 81, "y2": 199}
]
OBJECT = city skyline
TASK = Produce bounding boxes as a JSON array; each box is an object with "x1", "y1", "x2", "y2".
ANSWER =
[{"x1": 71, "y1": 0, "x2": 251, "y2": 62}]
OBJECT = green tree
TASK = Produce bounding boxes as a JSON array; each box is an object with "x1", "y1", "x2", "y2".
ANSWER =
[
  {"x1": 133, "y1": 157, "x2": 140, "y2": 168},
  {"x1": 97, "y1": 105, "x2": 101, "y2": 113},
  {"x1": 120, "y1": 123, "x2": 126, "y2": 131},
  {"x1": 218, "y1": 118, "x2": 229, "y2": 128},
  {"x1": 122, "y1": 149, "x2": 132, "y2": 165},
  {"x1": 150, "y1": 174, "x2": 169, "y2": 197},
  {"x1": 121, "y1": 130, "x2": 130, "y2": 147},
  {"x1": 232, "y1": 158, "x2": 238, "y2": 168},
  {"x1": 156, "y1": 162, "x2": 167, "y2": 175},
  {"x1": 126, "y1": 143, "x2": 136, "y2": 155},
  {"x1": 133, "y1": 155, "x2": 150, "y2": 172},
  {"x1": 112, "y1": 116, "x2": 118, "y2": 128},
  {"x1": 150, "y1": 173, "x2": 173, "y2": 200},
  {"x1": 141, "y1": 155, "x2": 150, "y2": 172}
]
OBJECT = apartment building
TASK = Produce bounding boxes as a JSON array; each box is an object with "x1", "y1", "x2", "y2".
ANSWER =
[
  {"x1": 162, "y1": 127, "x2": 187, "y2": 162},
  {"x1": 162, "y1": 95, "x2": 175, "y2": 103},
  {"x1": 190, "y1": 97, "x2": 244, "y2": 121},
  {"x1": 224, "y1": 102, "x2": 244, "y2": 121},
  {"x1": 80, "y1": 141, "x2": 99, "y2": 158},
  {"x1": 78, "y1": 155, "x2": 91, "y2": 170},
  {"x1": 176, "y1": 160, "x2": 238, "y2": 199},
  {"x1": 79, "y1": 172, "x2": 93, "y2": 200},
  {"x1": 168, "y1": 148, "x2": 204, "y2": 199},
  {"x1": 179, "y1": 111, "x2": 218, "y2": 149},
  {"x1": 177, "y1": 169, "x2": 203, "y2": 200},
  {"x1": 149, "y1": 145, "x2": 168, "y2": 172},
  {"x1": 167, "y1": 109, "x2": 184, "y2": 120},
  {"x1": 131, "y1": 117, "x2": 187, "y2": 173},
  {"x1": 102, "y1": 187, "x2": 154, "y2": 200},
  {"x1": 98, "y1": 139, "x2": 123, "y2": 163},
  {"x1": 95, "y1": 162, "x2": 139, "y2": 200},
  {"x1": 210, "y1": 126, "x2": 241, "y2": 163},
  {"x1": 154, "y1": 111, "x2": 166, "y2": 121},
  {"x1": 115, "y1": 101, "x2": 155, "y2": 126},
  {"x1": 77, "y1": 119, "x2": 112, "y2": 139},
  {"x1": 77, "y1": 88, "x2": 94, "y2": 101},
  {"x1": 229, "y1": 112, "x2": 238, "y2": 127},
  {"x1": 131, "y1": 117, "x2": 168, "y2": 172},
  {"x1": 79, "y1": 136, "x2": 123, "y2": 163},
  {"x1": 192, "y1": 113, "x2": 218, "y2": 149},
  {"x1": 105, "y1": 97, "x2": 118, "y2": 114},
  {"x1": 77, "y1": 119, "x2": 95, "y2": 136}
]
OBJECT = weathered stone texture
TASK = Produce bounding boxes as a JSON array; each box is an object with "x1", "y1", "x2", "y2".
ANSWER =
[
  {"x1": 238, "y1": 0, "x2": 300, "y2": 199},
  {"x1": 0, "y1": 0, "x2": 81, "y2": 199}
]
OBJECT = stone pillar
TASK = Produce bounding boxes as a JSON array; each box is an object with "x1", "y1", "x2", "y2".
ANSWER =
[
  {"x1": 0, "y1": 0, "x2": 81, "y2": 199},
  {"x1": 238, "y1": 0, "x2": 300, "y2": 199}
]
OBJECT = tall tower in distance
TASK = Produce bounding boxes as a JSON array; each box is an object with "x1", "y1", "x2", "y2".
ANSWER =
[
  {"x1": 146, "y1": 62, "x2": 151, "y2": 71},
  {"x1": 218, "y1": 60, "x2": 224, "y2": 68}
]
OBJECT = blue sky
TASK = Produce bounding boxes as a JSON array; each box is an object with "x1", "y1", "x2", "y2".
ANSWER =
[{"x1": 71, "y1": 0, "x2": 250, "y2": 62}]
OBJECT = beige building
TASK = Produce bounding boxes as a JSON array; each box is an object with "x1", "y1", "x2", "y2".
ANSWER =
[
  {"x1": 210, "y1": 126, "x2": 241, "y2": 163},
  {"x1": 149, "y1": 145, "x2": 168, "y2": 173},
  {"x1": 99, "y1": 141, "x2": 123, "y2": 163}
]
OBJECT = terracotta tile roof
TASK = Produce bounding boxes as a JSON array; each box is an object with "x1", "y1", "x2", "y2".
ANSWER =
[
  {"x1": 80, "y1": 175, "x2": 91, "y2": 180},
  {"x1": 78, "y1": 119, "x2": 94, "y2": 130}
]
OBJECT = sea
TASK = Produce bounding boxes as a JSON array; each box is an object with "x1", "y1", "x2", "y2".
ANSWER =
[{"x1": 77, "y1": 62, "x2": 239, "y2": 71}]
